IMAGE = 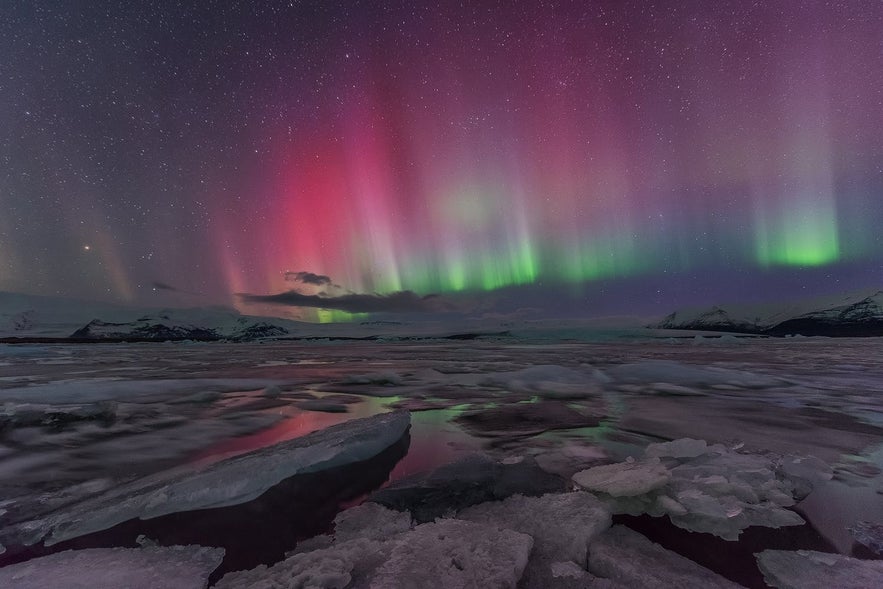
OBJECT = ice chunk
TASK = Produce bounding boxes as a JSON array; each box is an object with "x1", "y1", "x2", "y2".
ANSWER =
[
  {"x1": 215, "y1": 537, "x2": 390, "y2": 589},
  {"x1": 370, "y1": 454, "x2": 566, "y2": 523},
  {"x1": 850, "y1": 520, "x2": 883, "y2": 555},
  {"x1": 333, "y1": 503, "x2": 412, "y2": 543},
  {"x1": 756, "y1": 549, "x2": 883, "y2": 589},
  {"x1": 573, "y1": 459, "x2": 671, "y2": 497},
  {"x1": 588, "y1": 526, "x2": 742, "y2": 588},
  {"x1": 458, "y1": 492, "x2": 611, "y2": 588},
  {"x1": 645, "y1": 438, "x2": 708, "y2": 458},
  {"x1": 478, "y1": 365, "x2": 601, "y2": 398},
  {"x1": 607, "y1": 359, "x2": 782, "y2": 389},
  {"x1": 0, "y1": 545, "x2": 224, "y2": 589},
  {"x1": 455, "y1": 400, "x2": 602, "y2": 438},
  {"x1": 4, "y1": 411, "x2": 410, "y2": 547},
  {"x1": 369, "y1": 519, "x2": 532, "y2": 589},
  {"x1": 572, "y1": 440, "x2": 817, "y2": 540}
]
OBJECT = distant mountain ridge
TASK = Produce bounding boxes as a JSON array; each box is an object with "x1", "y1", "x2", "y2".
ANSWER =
[{"x1": 655, "y1": 289, "x2": 883, "y2": 337}]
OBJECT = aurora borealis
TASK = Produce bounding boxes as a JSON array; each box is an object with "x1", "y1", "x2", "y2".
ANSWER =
[{"x1": 1, "y1": 1, "x2": 881, "y2": 319}]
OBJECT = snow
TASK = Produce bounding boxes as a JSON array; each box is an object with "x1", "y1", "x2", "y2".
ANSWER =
[
  {"x1": 588, "y1": 525, "x2": 742, "y2": 588},
  {"x1": 2, "y1": 411, "x2": 410, "y2": 547},
  {"x1": 0, "y1": 545, "x2": 224, "y2": 589},
  {"x1": 756, "y1": 549, "x2": 883, "y2": 589}
]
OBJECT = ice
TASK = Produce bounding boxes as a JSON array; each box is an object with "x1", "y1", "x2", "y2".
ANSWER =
[
  {"x1": 455, "y1": 400, "x2": 603, "y2": 438},
  {"x1": 573, "y1": 440, "x2": 825, "y2": 539},
  {"x1": 2, "y1": 411, "x2": 410, "y2": 547},
  {"x1": 369, "y1": 453, "x2": 567, "y2": 523},
  {"x1": 457, "y1": 492, "x2": 611, "y2": 588},
  {"x1": 215, "y1": 537, "x2": 390, "y2": 589},
  {"x1": 588, "y1": 525, "x2": 742, "y2": 588},
  {"x1": 756, "y1": 549, "x2": 883, "y2": 589},
  {"x1": 333, "y1": 503, "x2": 412, "y2": 543},
  {"x1": 478, "y1": 364, "x2": 602, "y2": 398},
  {"x1": 0, "y1": 544, "x2": 224, "y2": 589},
  {"x1": 645, "y1": 437, "x2": 709, "y2": 458},
  {"x1": 216, "y1": 518, "x2": 531, "y2": 589},
  {"x1": 849, "y1": 521, "x2": 883, "y2": 555},
  {"x1": 369, "y1": 519, "x2": 532, "y2": 589},
  {"x1": 0, "y1": 378, "x2": 275, "y2": 404},
  {"x1": 607, "y1": 359, "x2": 782, "y2": 389},
  {"x1": 573, "y1": 458, "x2": 672, "y2": 497}
]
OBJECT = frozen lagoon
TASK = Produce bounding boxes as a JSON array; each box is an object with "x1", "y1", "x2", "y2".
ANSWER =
[{"x1": 1, "y1": 334, "x2": 883, "y2": 587}]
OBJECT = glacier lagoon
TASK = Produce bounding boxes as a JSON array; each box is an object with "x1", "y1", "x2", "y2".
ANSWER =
[{"x1": 1, "y1": 334, "x2": 883, "y2": 588}]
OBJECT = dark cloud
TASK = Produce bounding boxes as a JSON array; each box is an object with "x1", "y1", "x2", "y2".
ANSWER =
[
  {"x1": 151, "y1": 281, "x2": 178, "y2": 292},
  {"x1": 284, "y1": 271, "x2": 332, "y2": 286},
  {"x1": 239, "y1": 289, "x2": 451, "y2": 314}
]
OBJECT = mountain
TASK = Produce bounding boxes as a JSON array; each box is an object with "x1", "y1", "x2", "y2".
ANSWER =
[
  {"x1": 654, "y1": 289, "x2": 883, "y2": 337},
  {"x1": 70, "y1": 314, "x2": 290, "y2": 342},
  {"x1": 0, "y1": 292, "x2": 298, "y2": 342}
]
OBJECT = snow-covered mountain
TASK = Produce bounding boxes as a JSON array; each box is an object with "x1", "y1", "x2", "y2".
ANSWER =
[
  {"x1": 654, "y1": 289, "x2": 883, "y2": 336},
  {"x1": 0, "y1": 292, "x2": 299, "y2": 341}
]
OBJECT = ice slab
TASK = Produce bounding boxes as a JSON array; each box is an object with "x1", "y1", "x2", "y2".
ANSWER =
[
  {"x1": 756, "y1": 549, "x2": 883, "y2": 589},
  {"x1": 478, "y1": 364, "x2": 602, "y2": 398},
  {"x1": 458, "y1": 492, "x2": 611, "y2": 588},
  {"x1": 215, "y1": 537, "x2": 390, "y2": 589},
  {"x1": 573, "y1": 458, "x2": 671, "y2": 497},
  {"x1": 369, "y1": 519, "x2": 532, "y2": 589},
  {"x1": 370, "y1": 453, "x2": 567, "y2": 523},
  {"x1": 455, "y1": 400, "x2": 603, "y2": 438},
  {"x1": 3, "y1": 411, "x2": 410, "y2": 547},
  {"x1": 850, "y1": 520, "x2": 883, "y2": 555},
  {"x1": 333, "y1": 503, "x2": 412, "y2": 543},
  {"x1": 607, "y1": 360, "x2": 782, "y2": 389},
  {"x1": 0, "y1": 545, "x2": 224, "y2": 589},
  {"x1": 216, "y1": 518, "x2": 531, "y2": 589},
  {"x1": 588, "y1": 525, "x2": 742, "y2": 588}
]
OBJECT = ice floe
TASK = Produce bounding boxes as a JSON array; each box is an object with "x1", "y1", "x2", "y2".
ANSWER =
[
  {"x1": 756, "y1": 549, "x2": 883, "y2": 589},
  {"x1": 1, "y1": 411, "x2": 410, "y2": 547},
  {"x1": 588, "y1": 525, "x2": 742, "y2": 588},
  {"x1": 0, "y1": 544, "x2": 223, "y2": 589}
]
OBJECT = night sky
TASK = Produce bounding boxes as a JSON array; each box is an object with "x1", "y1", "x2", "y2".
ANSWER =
[{"x1": 2, "y1": 1, "x2": 882, "y2": 320}]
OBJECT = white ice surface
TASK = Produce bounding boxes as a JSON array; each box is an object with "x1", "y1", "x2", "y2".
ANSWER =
[
  {"x1": 756, "y1": 549, "x2": 883, "y2": 589},
  {"x1": 0, "y1": 545, "x2": 224, "y2": 589},
  {"x1": 3, "y1": 411, "x2": 410, "y2": 547}
]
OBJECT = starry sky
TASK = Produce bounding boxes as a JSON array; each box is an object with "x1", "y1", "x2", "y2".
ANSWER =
[{"x1": 1, "y1": 1, "x2": 881, "y2": 320}]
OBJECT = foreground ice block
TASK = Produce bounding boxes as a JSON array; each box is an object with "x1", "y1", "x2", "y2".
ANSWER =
[
  {"x1": 458, "y1": 492, "x2": 611, "y2": 588},
  {"x1": 588, "y1": 525, "x2": 742, "y2": 588},
  {"x1": 756, "y1": 549, "x2": 883, "y2": 589},
  {"x1": 3, "y1": 411, "x2": 410, "y2": 547},
  {"x1": 369, "y1": 519, "x2": 532, "y2": 589},
  {"x1": 215, "y1": 517, "x2": 531, "y2": 589},
  {"x1": 572, "y1": 458, "x2": 671, "y2": 497},
  {"x1": 0, "y1": 545, "x2": 224, "y2": 589}
]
